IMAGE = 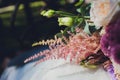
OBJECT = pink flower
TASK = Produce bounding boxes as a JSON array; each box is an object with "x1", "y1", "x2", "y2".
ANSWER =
[{"x1": 25, "y1": 30, "x2": 100, "y2": 64}]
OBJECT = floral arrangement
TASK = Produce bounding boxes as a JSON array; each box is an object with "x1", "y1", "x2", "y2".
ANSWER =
[{"x1": 24, "y1": 0, "x2": 120, "y2": 80}]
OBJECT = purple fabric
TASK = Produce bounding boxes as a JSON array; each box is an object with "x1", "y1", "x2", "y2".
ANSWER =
[{"x1": 107, "y1": 65, "x2": 117, "y2": 80}]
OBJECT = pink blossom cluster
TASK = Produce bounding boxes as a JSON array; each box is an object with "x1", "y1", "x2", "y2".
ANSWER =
[{"x1": 25, "y1": 30, "x2": 100, "y2": 64}]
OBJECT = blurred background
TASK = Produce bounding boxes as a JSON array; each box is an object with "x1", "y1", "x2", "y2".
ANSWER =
[{"x1": 0, "y1": 0, "x2": 77, "y2": 76}]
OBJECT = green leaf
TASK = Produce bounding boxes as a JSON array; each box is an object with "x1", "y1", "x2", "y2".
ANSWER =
[
  {"x1": 83, "y1": 21, "x2": 91, "y2": 35},
  {"x1": 62, "y1": 27, "x2": 71, "y2": 37},
  {"x1": 75, "y1": 0, "x2": 84, "y2": 7},
  {"x1": 71, "y1": 27, "x2": 75, "y2": 33},
  {"x1": 55, "y1": 33, "x2": 63, "y2": 38},
  {"x1": 77, "y1": 18, "x2": 83, "y2": 24},
  {"x1": 76, "y1": 8, "x2": 82, "y2": 13}
]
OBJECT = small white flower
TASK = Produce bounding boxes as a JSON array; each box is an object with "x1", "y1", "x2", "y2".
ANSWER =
[
  {"x1": 41, "y1": 10, "x2": 55, "y2": 18},
  {"x1": 58, "y1": 17, "x2": 73, "y2": 27},
  {"x1": 90, "y1": 0, "x2": 120, "y2": 27}
]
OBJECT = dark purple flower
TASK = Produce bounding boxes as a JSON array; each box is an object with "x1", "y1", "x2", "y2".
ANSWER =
[
  {"x1": 100, "y1": 13, "x2": 120, "y2": 64},
  {"x1": 100, "y1": 34, "x2": 110, "y2": 56},
  {"x1": 111, "y1": 45, "x2": 120, "y2": 64}
]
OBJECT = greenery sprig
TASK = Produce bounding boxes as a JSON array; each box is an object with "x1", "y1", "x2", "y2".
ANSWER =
[{"x1": 39, "y1": 1, "x2": 99, "y2": 43}]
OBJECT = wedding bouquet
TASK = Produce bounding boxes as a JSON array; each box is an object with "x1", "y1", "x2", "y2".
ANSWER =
[{"x1": 24, "y1": 0, "x2": 120, "y2": 80}]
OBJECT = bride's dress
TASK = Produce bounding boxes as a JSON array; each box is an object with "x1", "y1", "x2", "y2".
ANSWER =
[{"x1": 0, "y1": 58, "x2": 112, "y2": 80}]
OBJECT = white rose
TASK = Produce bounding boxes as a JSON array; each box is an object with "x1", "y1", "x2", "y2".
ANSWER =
[
  {"x1": 90, "y1": 0, "x2": 120, "y2": 27},
  {"x1": 85, "y1": 0, "x2": 92, "y2": 3}
]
